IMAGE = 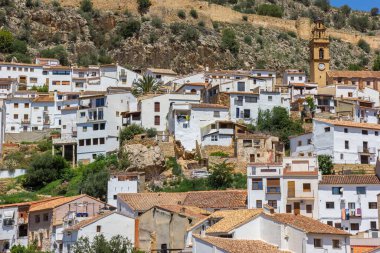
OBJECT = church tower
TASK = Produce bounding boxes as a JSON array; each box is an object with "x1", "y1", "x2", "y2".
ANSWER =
[{"x1": 309, "y1": 18, "x2": 330, "y2": 87}]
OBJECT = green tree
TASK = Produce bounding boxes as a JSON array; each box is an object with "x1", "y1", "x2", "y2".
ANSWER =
[
  {"x1": 40, "y1": 46, "x2": 69, "y2": 66},
  {"x1": 23, "y1": 154, "x2": 69, "y2": 189},
  {"x1": 358, "y1": 39, "x2": 370, "y2": 53},
  {"x1": 349, "y1": 15, "x2": 369, "y2": 32},
  {"x1": 208, "y1": 162, "x2": 234, "y2": 189},
  {"x1": 305, "y1": 96, "x2": 316, "y2": 112},
  {"x1": 373, "y1": 54, "x2": 380, "y2": 71},
  {"x1": 73, "y1": 235, "x2": 140, "y2": 253},
  {"x1": 80, "y1": 0, "x2": 93, "y2": 12},
  {"x1": 348, "y1": 64, "x2": 362, "y2": 71},
  {"x1": 339, "y1": 4, "x2": 351, "y2": 16},
  {"x1": 80, "y1": 156, "x2": 110, "y2": 200},
  {"x1": 119, "y1": 124, "x2": 145, "y2": 144},
  {"x1": 118, "y1": 19, "x2": 141, "y2": 39},
  {"x1": 370, "y1": 7, "x2": 379, "y2": 16},
  {"x1": 221, "y1": 28, "x2": 239, "y2": 54},
  {"x1": 0, "y1": 29, "x2": 14, "y2": 53},
  {"x1": 11, "y1": 39, "x2": 27, "y2": 54},
  {"x1": 318, "y1": 155, "x2": 333, "y2": 175},
  {"x1": 132, "y1": 74, "x2": 160, "y2": 96},
  {"x1": 314, "y1": 0, "x2": 330, "y2": 12},
  {"x1": 137, "y1": 0, "x2": 151, "y2": 15},
  {"x1": 257, "y1": 4, "x2": 283, "y2": 17},
  {"x1": 11, "y1": 243, "x2": 49, "y2": 253}
]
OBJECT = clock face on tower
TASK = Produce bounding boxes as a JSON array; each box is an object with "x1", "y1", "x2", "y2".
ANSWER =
[{"x1": 318, "y1": 63, "x2": 325, "y2": 71}]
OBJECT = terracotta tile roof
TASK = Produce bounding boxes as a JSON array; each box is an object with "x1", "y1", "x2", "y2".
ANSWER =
[
  {"x1": 29, "y1": 195, "x2": 86, "y2": 212},
  {"x1": 147, "y1": 68, "x2": 177, "y2": 75},
  {"x1": 319, "y1": 175, "x2": 380, "y2": 185},
  {"x1": 155, "y1": 205, "x2": 209, "y2": 219},
  {"x1": 283, "y1": 168, "x2": 318, "y2": 176},
  {"x1": 0, "y1": 197, "x2": 64, "y2": 209},
  {"x1": 190, "y1": 103, "x2": 229, "y2": 109},
  {"x1": 64, "y1": 211, "x2": 131, "y2": 231},
  {"x1": 365, "y1": 246, "x2": 380, "y2": 253},
  {"x1": 267, "y1": 213, "x2": 349, "y2": 235},
  {"x1": 327, "y1": 71, "x2": 380, "y2": 79},
  {"x1": 61, "y1": 106, "x2": 79, "y2": 111},
  {"x1": 118, "y1": 190, "x2": 247, "y2": 213},
  {"x1": 315, "y1": 118, "x2": 380, "y2": 131},
  {"x1": 0, "y1": 61, "x2": 42, "y2": 67},
  {"x1": 205, "y1": 209, "x2": 263, "y2": 234},
  {"x1": 193, "y1": 235, "x2": 289, "y2": 253},
  {"x1": 33, "y1": 96, "x2": 54, "y2": 102},
  {"x1": 183, "y1": 190, "x2": 247, "y2": 209}
]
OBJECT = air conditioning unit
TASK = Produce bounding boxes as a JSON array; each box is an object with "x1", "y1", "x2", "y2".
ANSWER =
[{"x1": 372, "y1": 232, "x2": 378, "y2": 238}]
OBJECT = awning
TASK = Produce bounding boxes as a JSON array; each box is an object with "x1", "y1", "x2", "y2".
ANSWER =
[{"x1": 4, "y1": 210, "x2": 14, "y2": 219}]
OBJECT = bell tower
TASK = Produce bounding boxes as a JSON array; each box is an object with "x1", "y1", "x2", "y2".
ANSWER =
[{"x1": 310, "y1": 18, "x2": 330, "y2": 87}]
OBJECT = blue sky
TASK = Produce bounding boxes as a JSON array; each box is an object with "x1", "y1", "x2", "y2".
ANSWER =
[{"x1": 331, "y1": 0, "x2": 380, "y2": 11}]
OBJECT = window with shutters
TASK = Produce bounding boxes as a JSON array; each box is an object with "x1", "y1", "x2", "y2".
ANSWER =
[
  {"x1": 154, "y1": 116, "x2": 160, "y2": 125},
  {"x1": 154, "y1": 102, "x2": 160, "y2": 112}
]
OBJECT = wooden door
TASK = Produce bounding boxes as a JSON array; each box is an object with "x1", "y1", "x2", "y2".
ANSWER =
[
  {"x1": 288, "y1": 181, "x2": 295, "y2": 198},
  {"x1": 294, "y1": 202, "x2": 300, "y2": 215}
]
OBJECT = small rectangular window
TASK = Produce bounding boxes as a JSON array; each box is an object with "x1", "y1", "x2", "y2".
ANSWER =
[
  {"x1": 86, "y1": 139, "x2": 91, "y2": 146},
  {"x1": 335, "y1": 223, "x2": 341, "y2": 229},
  {"x1": 371, "y1": 221, "x2": 377, "y2": 230},
  {"x1": 213, "y1": 111, "x2": 220, "y2": 118},
  {"x1": 43, "y1": 213, "x2": 48, "y2": 221},
  {"x1": 303, "y1": 183, "x2": 311, "y2": 192},
  {"x1": 93, "y1": 124, "x2": 99, "y2": 131},
  {"x1": 79, "y1": 140, "x2": 84, "y2": 146},
  {"x1": 154, "y1": 116, "x2": 160, "y2": 126},
  {"x1": 268, "y1": 96, "x2": 273, "y2": 101},
  {"x1": 369, "y1": 202, "x2": 377, "y2": 209},
  {"x1": 332, "y1": 239, "x2": 340, "y2": 249},
  {"x1": 252, "y1": 179, "x2": 263, "y2": 190},
  {"x1": 83, "y1": 126, "x2": 87, "y2": 132},
  {"x1": 326, "y1": 202, "x2": 335, "y2": 209},
  {"x1": 154, "y1": 102, "x2": 160, "y2": 112},
  {"x1": 351, "y1": 223, "x2": 359, "y2": 231},
  {"x1": 211, "y1": 135, "x2": 218, "y2": 141},
  {"x1": 99, "y1": 138, "x2": 105, "y2": 144},
  {"x1": 362, "y1": 130, "x2": 368, "y2": 135},
  {"x1": 286, "y1": 205, "x2": 292, "y2": 213},
  {"x1": 314, "y1": 239, "x2": 322, "y2": 248},
  {"x1": 268, "y1": 200, "x2": 277, "y2": 209},
  {"x1": 100, "y1": 123, "x2": 105, "y2": 130},
  {"x1": 356, "y1": 187, "x2": 366, "y2": 195},
  {"x1": 93, "y1": 138, "x2": 99, "y2": 145},
  {"x1": 243, "y1": 140, "x2": 252, "y2": 147},
  {"x1": 345, "y1": 140, "x2": 349, "y2": 149},
  {"x1": 96, "y1": 225, "x2": 101, "y2": 232},
  {"x1": 332, "y1": 187, "x2": 342, "y2": 195},
  {"x1": 327, "y1": 221, "x2": 333, "y2": 226},
  {"x1": 324, "y1": 127, "x2": 330, "y2": 132},
  {"x1": 306, "y1": 204, "x2": 312, "y2": 213},
  {"x1": 256, "y1": 200, "x2": 262, "y2": 208},
  {"x1": 348, "y1": 202, "x2": 355, "y2": 209},
  {"x1": 35, "y1": 215, "x2": 40, "y2": 223},
  {"x1": 344, "y1": 128, "x2": 348, "y2": 133}
]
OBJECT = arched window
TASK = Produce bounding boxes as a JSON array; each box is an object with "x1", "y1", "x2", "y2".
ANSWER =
[{"x1": 319, "y1": 48, "x2": 324, "y2": 59}]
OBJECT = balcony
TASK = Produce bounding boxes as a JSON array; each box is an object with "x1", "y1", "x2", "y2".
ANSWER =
[
  {"x1": 287, "y1": 190, "x2": 315, "y2": 200},
  {"x1": 77, "y1": 108, "x2": 105, "y2": 123},
  {"x1": 266, "y1": 186, "x2": 281, "y2": 194},
  {"x1": 21, "y1": 119, "x2": 30, "y2": 124},
  {"x1": 358, "y1": 146, "x2": 376, "y2": 154},
  {"x1": 248, "y1": 166, "x2": 282, "y2": 176}
]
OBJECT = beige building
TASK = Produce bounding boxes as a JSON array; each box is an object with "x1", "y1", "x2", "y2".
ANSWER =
[
  {"x1": 235, "y1": 133, "x2": 284, "y2": 164},
  {"x1": 327, "y1": 71, "x2": 380, "y2": 91},
  {"x1": 309, "y1": 19, "x2": 330, "y2": 87}
]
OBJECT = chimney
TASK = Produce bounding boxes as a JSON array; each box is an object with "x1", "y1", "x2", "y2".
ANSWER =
[
  {"x1": 263, "y1": 204, "x2": 275, "y2": 215},
  {"x1": 134, "y1": 218, "x2": 140, "y2": 249}
]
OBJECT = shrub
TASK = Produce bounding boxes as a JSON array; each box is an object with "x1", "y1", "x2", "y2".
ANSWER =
[
  {"x1": 212, "y1": 21, "x2": 219, "y2": 30},
  {"x1": 208, "y1": 162, "x2": 234, "y2": 190},
  {"x1": 277, "y1": 32, "x2": 288, "y2": 40},
  {"x1": 349, "y1": 15, "x2": 369, "y2": 32},
  {"x1": 358, "y1": 39, "x2": 370, "y2": 53},
  {"x1": 146, "y1": 128, "x2": 157, "y2": 138},
  {"x1": 177, "y1": 9, "x2": 186, "y2": 19},
  {"x1": 370, "y1": 7, "x2": 379, "y2": 16},
  {"x1": 373, "y1": 55, "x2": 380, "y2": 71},
  {"x1": 170, "y1": 22, "x2": 185, "y2": 34},
  {"x1": 257, "y1": 4, "x2": 283, "y2": 18},
  {"x1": 0, "y1": 29, "x2": 14, "y2": 53},
  {"x1": 314, "y1": 0, "x2": 330, "y2": 12},
  {"x1": 339, "y1": 4, "x2": 351, "y2": 16},
  {"x1": 287, "y1": 31, "x2": 296, "y2": 38},
  {"x1": 243, "y1": 35, "x2": 252, "y2": 45},
  {"x1": 332, "y1": 12, "x2": 345, "y2": 29},
  {"x1": 198, "y1": 21, "x2": 205, "y2": 27},
  {"x1": 40, "y1": 45, "x2": 69, "y2": 65},
  {"x1": 80, "y1": 0, "x2": 93, "y2": 12},
  {"x1": 221, "y1": 28, "x2": 239, "y2": 54},
  {"x1": 318, "y1": 155, "x2": 333, "y2": 175},
  {"x1": 117, "y1": 19, "x2": 141, "y2": 39},
  {"x1": 137, "y1": 0, "x2": 151, "y2": 15},
  {"x1": 119, "y1": 124, "x2": 145, "y2": 144},
  {"x1": 190, "y1": 9, "x2": 198, "y2": 19},
  {"x1": 11, "y1": 39, "x2": 27, "y2": 54},
  {"x1": 210, "y1": 151, "x2": 229, "y2": 157},
  {"x1": 151, "y1": 16, "x2": 163, "y2": 28},
  {"x1": 6, "y1": 53, "x2": 31, "y2": 63},
  {"x1": 181, "y1": 26, "x2": 199, "y2": 42},
  {"x1": 348, "y1": 64, "x2": 362, "y2": 71}
]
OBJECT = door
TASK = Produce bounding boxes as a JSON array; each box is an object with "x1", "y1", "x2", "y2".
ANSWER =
[
  {"x1": 288, "y1": 181, "x2": 295, "y2": 198},
  {"x1": 294, "y1": 202, "x2": 300, "y2": 215},
  {"x1": 361, "y1": 155, "x2": 369, "y2": 164}
]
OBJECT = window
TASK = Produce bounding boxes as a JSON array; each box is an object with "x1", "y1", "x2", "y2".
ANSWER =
[
  {"x1": 79, "y1": 140, "x2": 84, "y2": 146},
  {"x1": 319, "y1": 48, "x2": 324, "y2": 59},
  {"x1": 83, "y1": 126, "x2": 87, "y2": 132},
  {"x1": 211, "y1": 135, "x2": 218, "y2": 141},
  {"x1": 350, "y1": 223, "x2": 359, "y2": 231},
  {"x1": 307, "y1": 139, "x2": 312, "y2": 145},
  {"x1": 14, "y1": 103, "x2": 18, "y2": 108},
  {"x1": 96, "y1": 225, "x2": 101, "y2": 232},
  {"x1": 86, "y1": 139, "x2": 91, "y2": 146},
  {"x1": 95, "y1": 98, "x2": 105, "y2": 107},
  {"x1": 291, "y1": 76, "x2": 294, "y2": 81},
  {"x1": 303, "y1": 183, "x2": 311, "y2": 192},
  {"x1": 369, "y1": 202, "x2": 377, "y2": 209},
  {"x1": 99, "y1": 138, "x2": 105, "y2": 144},
  {"x1": 243, "y1": 140, "x2": 252, "y2": 147},
  {"x1": 93, "y1": 124, "x2": 99, "y2": 131},
  {"x1": 268, "y1": 96, "x2": 272, "y2": 101},
  {"x1": 327, "y1": 221, "x2": 333, "y2": 226},
  {"x1": 298, "y1": 140, "x2": 302, "y2": 147},
  {"x1": 345, "y1": 140, "x2": 349, "y2": 149},
  {"x1": 335, "y1": 223, "x2": 341, "y2": 229},
  {"x1": 100, "y1": 123, "x2": 105, "y2": 130},
  {"x1": 43, "y1": 213, "x2": 48, "y2": 221},
  {"x1": 14, "y1": 114, "x2": 18, "y2": 119},
  {"x1": 213, "y1": 111, "x2": 220, "y2": 117},
  {"x1": 344, "y1": 128, "x2": 348, "y2": 133},
  {"x1": 356, "y1": 187, "x2": 366, "y2": 195},
  {"x1": 371, "y1": 221, "x2": 377, "y2": 230},
  {"x1": 154, "y1": 116, "x2": 160, "y2": 126},
  {"x1": 332, "y1": 239, "x2": 340, "y2": 249},
  {"x1": 340, "y1": 154, "x2": 344, "y2": 160},
  {"x1": 245, "y1": 96, "x2": 257, "y2": 103},
  {"x1": 324, "y1": 127, "x2": 330, "y2": 132},
  {"x1": 306, "y1": 204, "x2": 312, "y2": 213},
  {"x1": 314, "y1": 238, "x2": 322, "y2": 248},
  {"x1": 332, "y1": 187, "x2": 342, "y2": 195},
  {"x1": 326, "y1": 202, "x2": 335, "y2": 209},
  {"x1": 348, "y1": 203, "x2": 355, "y2": 209},
  {"x1": 154, "y1": 102, "x2": 160, "y2": 112},
  {"x1": 268, "y1": 200, "x2": 277, "y2": 209},
  {"x1": 237, "y1": 82, "x2": 245, "y2": 91},
  {"x1": 243, "y1": 109, "x2": 250, "y2": 119},
  {"x1": 93, "y1": 138, "x2": 98, "y2": 145},
  {"x1": 348, "y1": 92, "x2": 353, "y2": 97},
  {"x1": 80, "y1": 112, "x2": 85, "y2": 118},
  {"x1": 286, "y1": 205, "x2": 292, "y2": 213},
  {"x1": 35, "y1": 215, "x2": 40, "y2": 223},
  {"x1": 376, "y1": 131, "x2": 379, "y2": 136},
  {"x1": 252, "y1": 179, "x2": 263, "y2": 190},
  {"x1": 256, "y1": 200, "x2": 262, "y2": 208},
  {"x1": 362, "y1": 130, "x2": 368, "y2": 135}
]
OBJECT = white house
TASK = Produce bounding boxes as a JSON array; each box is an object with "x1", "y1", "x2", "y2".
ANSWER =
[
  {"x1": 62, "y1": 212, "x2": 136, "y2": 253},
  {"x1": 283, "y1": 69, "x2": 307, "y2": 85},
  {"x1": 146, "y1": 68, "x2": 177, "y2": 84},
  {"x1": 190, "y1": 208, "x2": 351, "y2": 253},
  {"x1": 171, "y1": 72, "x2": 206, "y2": 89},
  {"x1": 312, "y1": 119, "x2": 380, "y2": 164},
  {"x1": 289, "y1": 132, "x2": 314, "y2": 157},
  {"x1": 175, "y1": 83, "x2": 206, "y2": 95},
  {"x1": 247, "y1": 157, "x2": 320, "y2": 218},
  {"x1": 318, "y1": 175, "x2": 380, "y2": 233},
  {"x1": 0, "y1": 205, "x2": 27, "y2": 251},
  {"x1": 107, "y1": 172, "x2": 145, "y2": 207},
  {"x1": 168, "y1": 103, "x2": 230, "y2": 151}
]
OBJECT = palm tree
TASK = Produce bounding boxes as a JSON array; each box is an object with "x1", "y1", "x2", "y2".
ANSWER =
[{"x1": 132, "y1": 75, "x2": 160, "y2": 97}]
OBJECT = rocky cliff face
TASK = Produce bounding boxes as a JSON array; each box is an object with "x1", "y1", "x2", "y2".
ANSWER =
[{"x1": 0, "y1": 0, "x2": 376, "y2": 74}]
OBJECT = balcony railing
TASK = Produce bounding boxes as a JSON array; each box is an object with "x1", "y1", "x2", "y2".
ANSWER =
[
  {"x1": 21, "y1": 119, "x2": 30, "y2": 124},
  {"x1": 266, "y1": 186, "x2": 281, "y2": 194},
  {"x1": 358, "y1": 146, "x2": 376, "y2": 154},
  {"x1": 287, "y1": 190, "x2": 315, "y2": 200}
]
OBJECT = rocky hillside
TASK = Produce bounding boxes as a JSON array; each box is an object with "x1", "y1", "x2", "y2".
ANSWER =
[{"x1": 0, "y1": 0, "x2": 377, "y2": 74}]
